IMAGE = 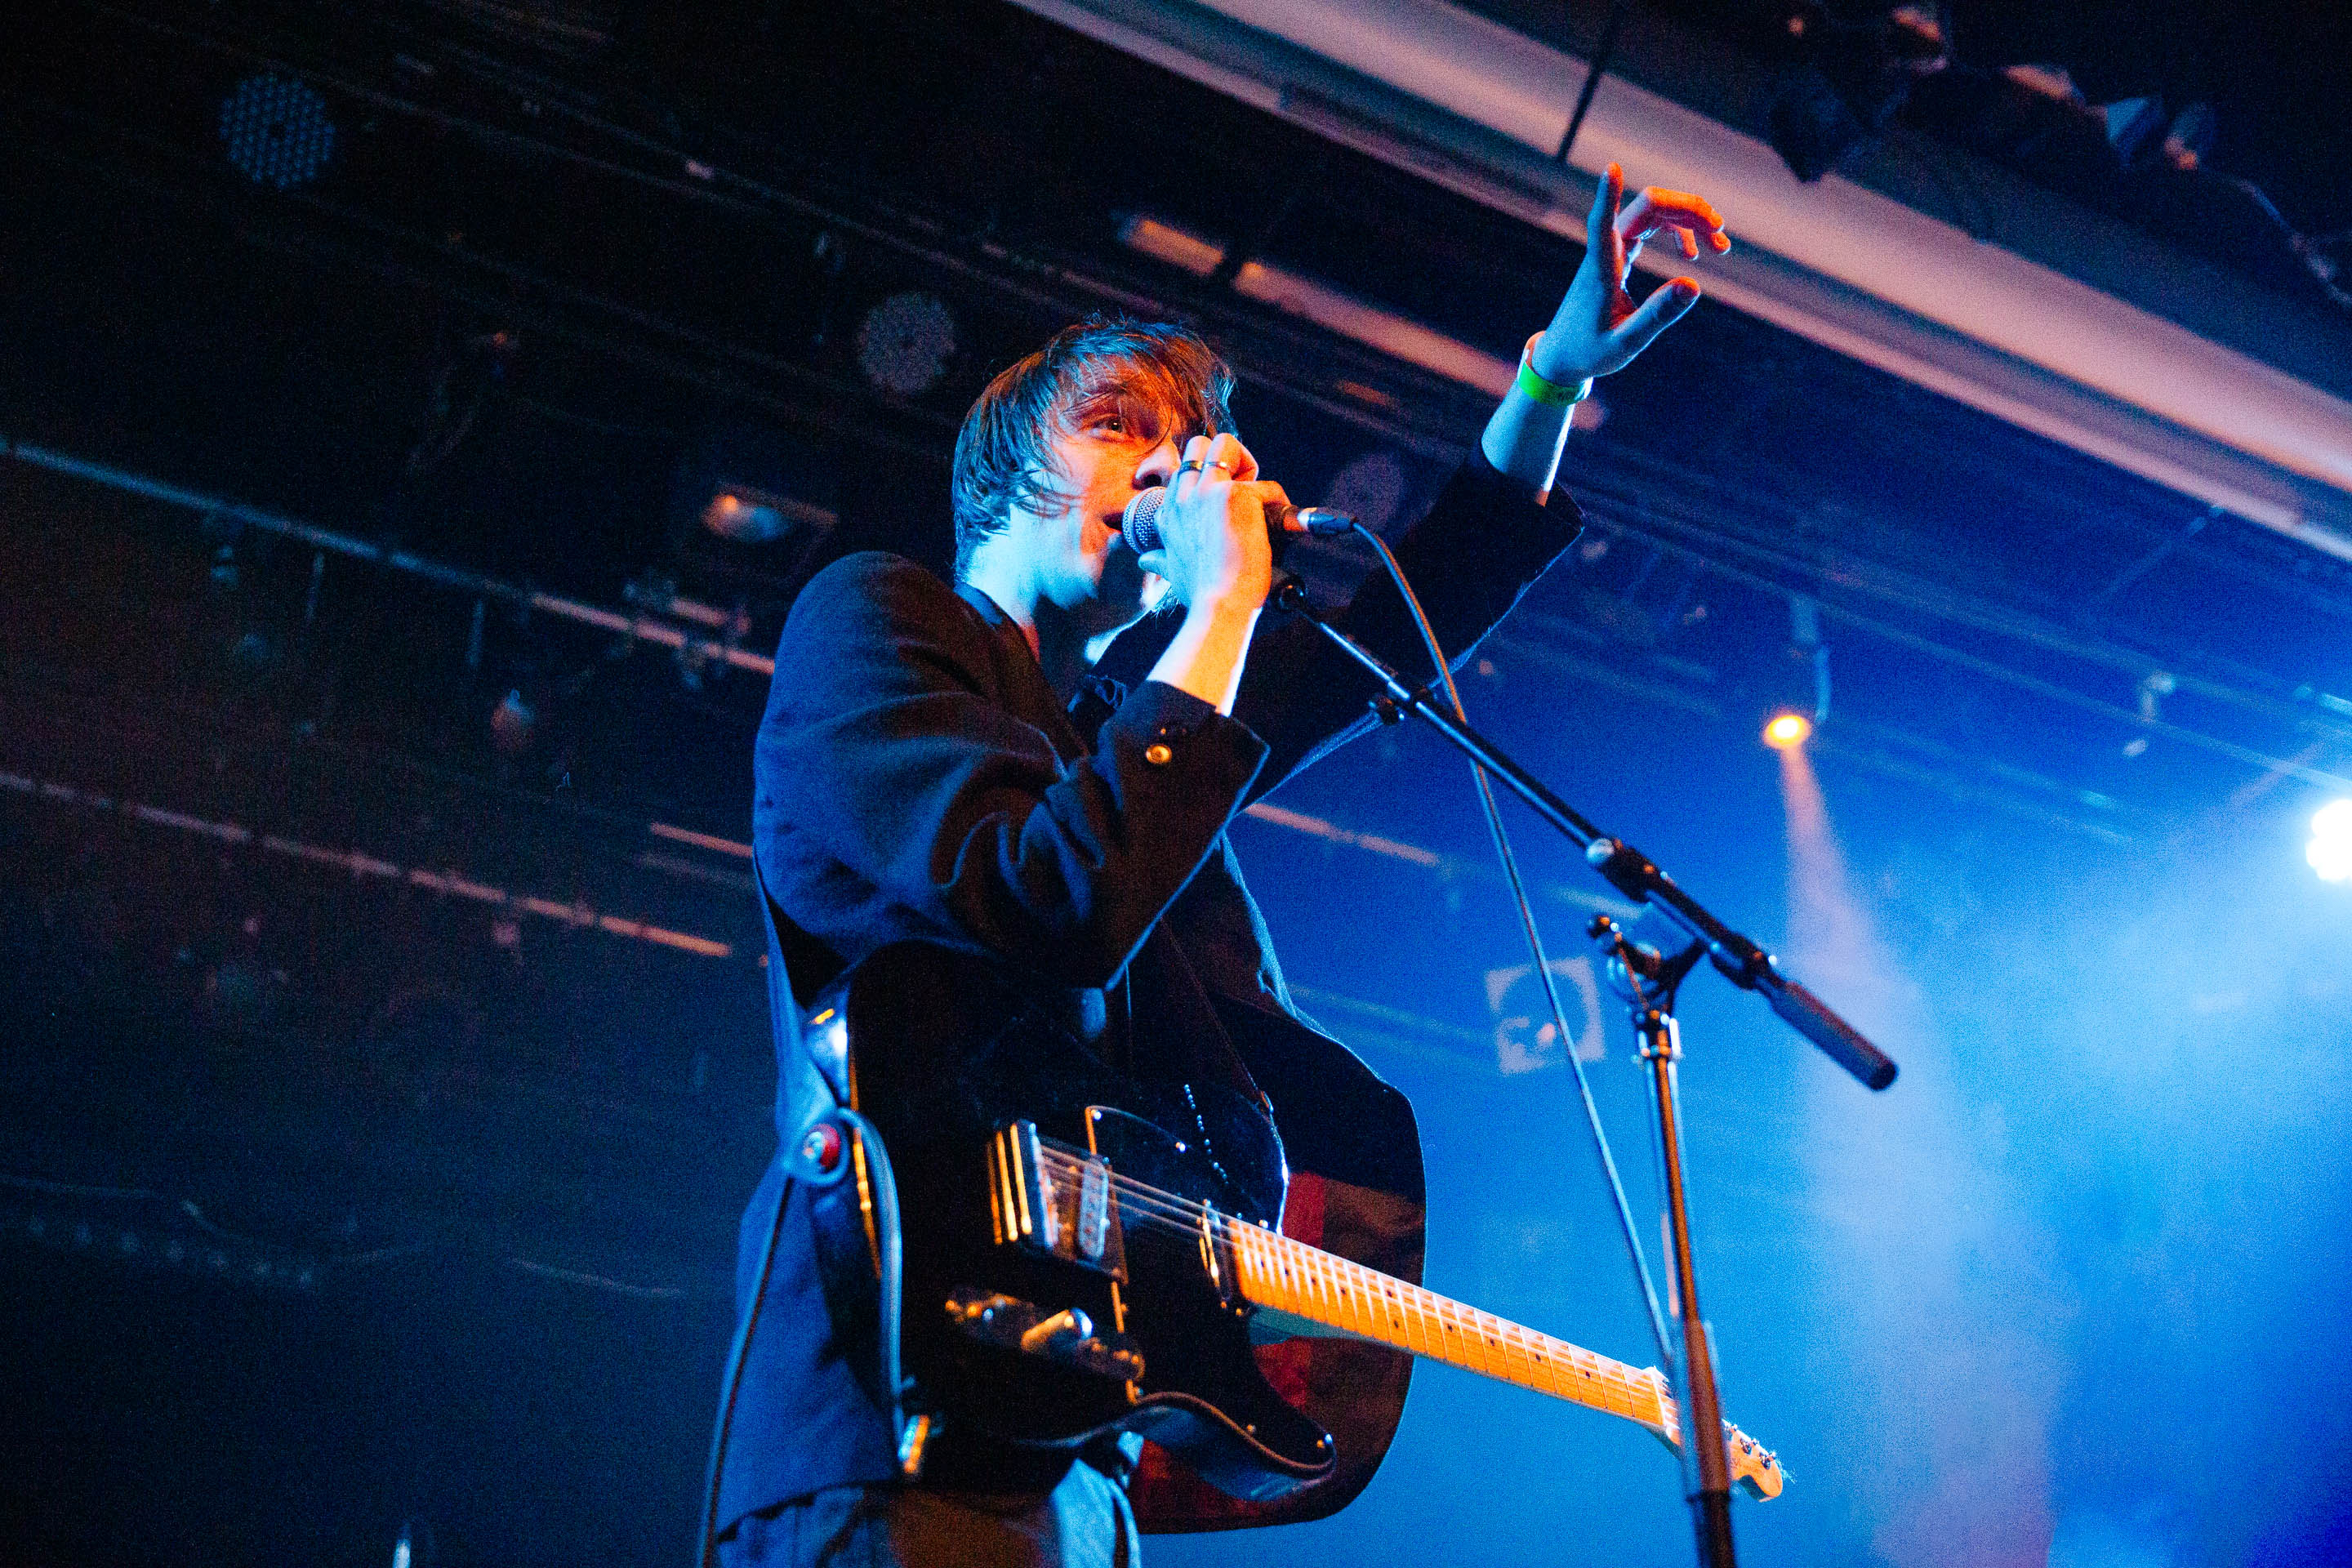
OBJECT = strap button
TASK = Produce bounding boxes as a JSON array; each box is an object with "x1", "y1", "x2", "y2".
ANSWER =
[
  {"x1": 799, "y1": 1120, "x2": 844, "y2": 1173},
  {"x1": 1143, "y1": 742, "x2": 1174, "y2": 766}
]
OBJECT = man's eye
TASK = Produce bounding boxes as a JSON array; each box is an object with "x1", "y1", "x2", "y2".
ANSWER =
[{"x1": 1095, "y1": 415, "x2": 1126, "y2": 434}]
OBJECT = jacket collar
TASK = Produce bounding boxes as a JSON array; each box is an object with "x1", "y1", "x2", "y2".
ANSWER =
[{"x1": 953, "y1": 582, "x2": 1126, "y2": 763}]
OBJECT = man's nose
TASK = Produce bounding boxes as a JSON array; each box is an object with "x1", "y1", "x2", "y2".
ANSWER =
[{"x1": 1134, "y1": 439, "x2": 1183, "y2": 486}]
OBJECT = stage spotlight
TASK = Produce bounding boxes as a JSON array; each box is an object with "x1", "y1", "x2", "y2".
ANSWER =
[
  {"x1": 856, "y1": 292, "x2": 957, "y2": 398},
  {"x1": 490, "y1": 689, "x2": 536, "y2": 755},
  {"x1": 700, "y1": 488, "x2": 808, "y2": 544},
  {"x1": 218, "y1": 74, "x2": 336, "y2": 190},
  {"x1": 2310, "y1": 800, "x2": 2352, "y2": 882},
  {"x1": 1757, "y1": 595, "x2": 1832, "y2": 748},
  {"x1": 393, "y1": 1519, "x2": 434, "y2": 1568},
  {"x1": 669, "y1": 418, "x2": 840, "y2": 582}
]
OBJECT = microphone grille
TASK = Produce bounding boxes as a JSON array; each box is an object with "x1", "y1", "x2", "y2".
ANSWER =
[{"x1": 1120, "y1": 487, "x2": 1166, "y2": 553}]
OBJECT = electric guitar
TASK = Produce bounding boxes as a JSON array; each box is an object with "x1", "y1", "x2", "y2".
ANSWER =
[{"x1": 798, "y1": 946, "x2": 1784, "y2": 1506}]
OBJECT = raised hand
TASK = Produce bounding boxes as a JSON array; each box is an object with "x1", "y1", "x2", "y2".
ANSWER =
[{"x1": 1532, "y1": 163, "x2": 1730, "y2": 385}]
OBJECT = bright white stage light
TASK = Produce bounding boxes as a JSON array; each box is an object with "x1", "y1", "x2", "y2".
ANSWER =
[{"x1": 2309, "y1": 800, "x2": 2352, "y2": 882}]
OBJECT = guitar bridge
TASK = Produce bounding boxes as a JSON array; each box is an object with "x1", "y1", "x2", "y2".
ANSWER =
[{"x1": 987, "y1": 1120, "x2": 1128, "y2": 1281}]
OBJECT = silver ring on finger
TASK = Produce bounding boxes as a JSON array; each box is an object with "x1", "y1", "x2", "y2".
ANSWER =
[
  {"x1": 1175, "y1": 458, "x2": 1207, "y2": 474},
  {"x1": 1202, "y1": 458, "x2": 1236, "y2": 474}
]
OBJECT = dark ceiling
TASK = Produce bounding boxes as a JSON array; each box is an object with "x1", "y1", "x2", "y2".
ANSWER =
[
  {"x1": 1514, "y1": 0, "x2": 2352, "y2": 239},
  {"x1": 6, "y1": 0, "x2": 2349, "y2": 839}
]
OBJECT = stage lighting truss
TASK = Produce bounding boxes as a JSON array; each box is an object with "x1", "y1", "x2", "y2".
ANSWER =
[
  {"x1": 2310, "y1": 800, "x2": 2352, "y2": 882},
  {"x1": 218, "y1": 73, "x2": 337, "y2": 190},
  {"x1": 2, "y1": 1200, "x2": 319, "y2": 1291}
]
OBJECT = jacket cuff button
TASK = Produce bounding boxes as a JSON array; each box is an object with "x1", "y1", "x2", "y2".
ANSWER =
[{"x1": 1143, "y1": 742, "x2": 1174, "y2": 766}]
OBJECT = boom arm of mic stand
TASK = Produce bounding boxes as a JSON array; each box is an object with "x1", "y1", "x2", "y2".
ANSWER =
[{"x1": 1274, "y1": 579, "x2": 1896, "y2": 1090}]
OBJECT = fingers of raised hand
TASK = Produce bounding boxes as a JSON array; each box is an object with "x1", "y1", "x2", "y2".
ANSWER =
[
  {"x1": 1615, "y1": 186, "x2": 1731, "y2": 261},
  {"x1": 1587, "y1": 163, "x2": 1628, "y2": 270},
  {"x1": 1605, "y1": 278, "x2": 1702, "y2": 365}
]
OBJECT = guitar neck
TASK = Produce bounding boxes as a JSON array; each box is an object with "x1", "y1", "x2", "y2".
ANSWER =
[{"x1": 1225, "y1": 1217, "x2": 1677, "y2": 1440}]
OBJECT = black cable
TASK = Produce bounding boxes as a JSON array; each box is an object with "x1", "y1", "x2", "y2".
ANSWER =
[
  {"x1": 697, "y1": 1167, "x2": 792, "y2": 1568},
  {"x1": 1352, "y1": 523, "x2": 1674, "y2": 1369},
  {"x1": 842, "y1": 1107, "x2": 911, "y2": 1454},
  {"x1": 1557, "y1": 0, "x2": 1633, "y2": 167}
]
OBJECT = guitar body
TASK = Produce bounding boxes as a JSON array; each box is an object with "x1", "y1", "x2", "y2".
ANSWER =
[
  {"x1": 811, "y1": 943, "x2": 1339, "y2": 1502},
  {"x1": 797, "y1": 943, "x2": 1790, "y2": 1512}
]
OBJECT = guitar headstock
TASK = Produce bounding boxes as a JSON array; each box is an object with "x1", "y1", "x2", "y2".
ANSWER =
[
  {"x1": 1644, "y1": 1370, "x2": 1786, "y2": 1500},
  {"x1": 1723, "y1": 1420, "x2": 1785, "y2": 1500}
]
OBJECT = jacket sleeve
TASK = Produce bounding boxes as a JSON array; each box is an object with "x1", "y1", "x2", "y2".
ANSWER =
[
  {"x1": 754, "y1": 553, "x2": 1269, "y2": 991},
  {"x1": 1232, "y1": 450, "x2": 1583, "y2": 797}
]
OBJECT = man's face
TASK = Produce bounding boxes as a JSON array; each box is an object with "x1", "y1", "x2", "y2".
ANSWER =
[{"x1": 1000, "y1": 381, "x2": 1189, "y2": 636}]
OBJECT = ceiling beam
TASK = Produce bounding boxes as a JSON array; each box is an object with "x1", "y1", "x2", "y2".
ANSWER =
[{"x1": 1011, "y1": 0, "x2": 2352, "y2": 560}]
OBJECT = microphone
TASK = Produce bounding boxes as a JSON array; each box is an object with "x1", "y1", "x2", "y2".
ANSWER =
[{"x1": 1120, "y1": 486, "x2": 1356, "y2": 555}]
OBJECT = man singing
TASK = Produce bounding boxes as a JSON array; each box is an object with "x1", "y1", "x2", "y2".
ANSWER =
[{"x1": 710, "y1": 166, "x2": 1729, "y2": 1568}]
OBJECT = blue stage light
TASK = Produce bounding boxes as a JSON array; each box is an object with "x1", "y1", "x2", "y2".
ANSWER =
[
  {"x1": 2309, "y1": 800, "x2": 2352, "y2": 882},
  {"x1": 218, "y1": 74, "x2": 336, "y2": 190}
]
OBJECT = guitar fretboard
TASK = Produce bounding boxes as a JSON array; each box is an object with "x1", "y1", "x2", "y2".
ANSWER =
[
  {"x1": 1025, "y1": 1140, "x2": 1779, "y2": 1497},
  {"x1": 1225, "y1": 1217, "x2": 1677, "y2": 1438}
]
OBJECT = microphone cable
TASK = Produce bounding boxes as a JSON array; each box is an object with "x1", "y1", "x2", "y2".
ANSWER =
[{"x1": 1349, "y1": 522, "x2": 1674, "y2": 1370}]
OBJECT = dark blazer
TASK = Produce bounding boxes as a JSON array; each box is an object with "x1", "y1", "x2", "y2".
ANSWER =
[{"x1": 719, "y1": 454, "x2": 1579, "y2": 1536}]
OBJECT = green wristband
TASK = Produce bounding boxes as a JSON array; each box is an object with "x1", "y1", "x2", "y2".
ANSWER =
[{"x1": 1516, "y1": 354, "x2": 1590, "y2": 408}]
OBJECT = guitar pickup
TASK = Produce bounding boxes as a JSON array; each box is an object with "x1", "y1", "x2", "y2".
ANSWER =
[
  {"x1": 987, "y1": 1121, "x2": 1127, "y2": 1281},
  {"x1": 945, "y1": 1288, "x2": 1146, "y2": 1382}
]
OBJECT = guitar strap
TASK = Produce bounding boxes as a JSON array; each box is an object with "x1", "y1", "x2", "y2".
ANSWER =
[
  {"x1": 753, "y1": 857, "x2": 902, "y2": 1440},
  {"x1": 703, "y1": 855, "x2": 875, "y2": 1564}
]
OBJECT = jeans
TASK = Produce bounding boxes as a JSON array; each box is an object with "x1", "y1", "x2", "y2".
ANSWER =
[{"x1": 719, "y1": 1462, "x2": 1141, "y2": 1568}]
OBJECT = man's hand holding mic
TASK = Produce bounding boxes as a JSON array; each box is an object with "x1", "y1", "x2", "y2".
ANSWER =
[
  {"x1": 1130, "y1": 432, "x2": 1284, "y2": 615},
  {"x1": 1122, "y1": 458, "x2": 1355, "y2": 567},
  {"x1": 1138, "y1": 432, "x2": 1288, "y2": 715}
]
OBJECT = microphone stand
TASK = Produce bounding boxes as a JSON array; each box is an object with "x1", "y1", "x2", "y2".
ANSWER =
[{"x1": 1272, "y1": 579, "x2": 1896, "y2": 1568}]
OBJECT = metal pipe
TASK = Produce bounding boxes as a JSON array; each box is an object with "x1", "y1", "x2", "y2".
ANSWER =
[{"x1": 0, "y1": 436, "x2": 777, "y2": 676}]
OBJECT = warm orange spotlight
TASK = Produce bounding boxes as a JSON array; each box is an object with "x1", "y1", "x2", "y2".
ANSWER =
[{"x1": 1764, "y1": 710, "x2": 1813, "y2": 749}]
